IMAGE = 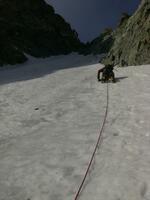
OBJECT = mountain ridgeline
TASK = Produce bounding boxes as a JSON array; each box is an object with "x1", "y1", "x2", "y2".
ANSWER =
[
  {"x1": 0, "y1": 0, "x2": 82, "y2": 66},
  {"x1": 79, "y1": 28, "x2": 114, "y2": 56},
  {"x1": 0, "y1": 0, "x2": 149, "y2": 67},
  {"x1": 79, "y1": 0, "x2": 150, "y2": 66},
  {"x1": 101, "y1": 0, "x2": 150, "y2": 66}
]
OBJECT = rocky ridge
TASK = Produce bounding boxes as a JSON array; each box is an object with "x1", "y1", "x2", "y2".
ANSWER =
[{"x1": 0, "y1": 0, "x2": 82, "y2": 66}]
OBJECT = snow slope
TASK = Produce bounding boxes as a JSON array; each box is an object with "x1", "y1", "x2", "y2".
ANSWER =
[{"x1": 0, "y1": 54, "x2": 150, "y2": 200}]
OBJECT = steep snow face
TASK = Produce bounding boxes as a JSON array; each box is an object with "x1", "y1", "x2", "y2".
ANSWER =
[{"x1": 0, "y1": 54, "x2": 150, "y2": 200}]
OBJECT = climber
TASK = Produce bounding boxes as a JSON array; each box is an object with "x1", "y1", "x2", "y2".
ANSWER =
[
  {"x1": 102, "y1": 64, "x2": 116, "y2": 83},
  {"x1": 97, "y1": 55, "x2": 116, "y2": 83},
  {"x1": 97, "y1": 64, "x2": 116, "y2": 83}
]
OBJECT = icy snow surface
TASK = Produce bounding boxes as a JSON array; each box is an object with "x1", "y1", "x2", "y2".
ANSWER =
[{"x1": 0, "y1": 54, "x2": 150, "y2": 200}]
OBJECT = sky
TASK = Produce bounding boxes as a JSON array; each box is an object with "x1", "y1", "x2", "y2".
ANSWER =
[{"x1": 45, "y1": 0, "x2": 141, "y2": 42}]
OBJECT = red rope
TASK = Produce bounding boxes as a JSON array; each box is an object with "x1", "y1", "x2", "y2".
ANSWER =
[{"x1": 74, "y1": 83, "x2": 109, "y2": 200}]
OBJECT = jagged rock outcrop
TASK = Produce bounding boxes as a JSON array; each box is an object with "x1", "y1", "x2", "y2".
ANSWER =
[
  {"x1": 102, "y1": 0, "x2": 150, "y2": 66},
  {"x1": 79, "y1": 28, "x2": 114, "y2": 55},
  {"x1": 0, "y1": 0, "x2": 82, "y2": 66}
]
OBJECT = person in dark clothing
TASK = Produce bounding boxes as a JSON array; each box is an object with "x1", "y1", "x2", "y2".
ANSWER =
[
  {"x1": 98, "y1": 55, "x2": 116, "y2": 82},
  {"x1": 97, "y1": 64, "x2": 115, "y2": 83},
  {"x1": 102, "y1": 64, "x2": 115, "y2": 83}
]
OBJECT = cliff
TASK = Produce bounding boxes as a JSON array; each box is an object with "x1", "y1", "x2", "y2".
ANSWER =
[{"x1": 0, "y1": 0, "x2": 81, "y2": 66}]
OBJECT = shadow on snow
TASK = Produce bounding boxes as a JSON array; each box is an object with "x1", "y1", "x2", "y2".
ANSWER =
[{"x1": 0, "y1": 54, "x2": 99, "y2": 86}]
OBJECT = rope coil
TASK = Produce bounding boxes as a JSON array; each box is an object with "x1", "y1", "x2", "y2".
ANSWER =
[{"x1": 74, "y1": 83, "x2": 109, "y2": 200}]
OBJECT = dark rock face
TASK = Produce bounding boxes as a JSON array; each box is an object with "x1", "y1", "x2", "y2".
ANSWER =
[
  {"x1": 102, "y1": 0, "x2": 150, "y2": 66},
  {"x1": 79, "y1": 28, "x2": 114, "y2": 55},
  {"x1": 0, "y1": 0, "x2": 81, "y2": 66}
]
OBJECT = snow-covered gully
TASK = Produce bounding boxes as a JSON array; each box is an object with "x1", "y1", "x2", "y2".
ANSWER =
[{"x1": 0, "y1": 54, "x2": 150, "y2": 200}]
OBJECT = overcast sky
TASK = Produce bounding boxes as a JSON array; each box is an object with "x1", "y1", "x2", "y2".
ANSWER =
[{"x1": 45, "y1": 0, "x2": 140, "y2": 42}]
